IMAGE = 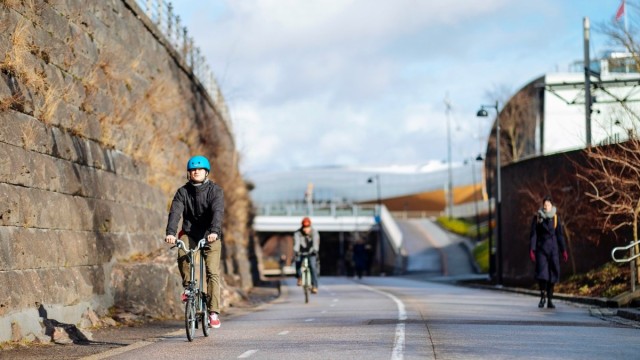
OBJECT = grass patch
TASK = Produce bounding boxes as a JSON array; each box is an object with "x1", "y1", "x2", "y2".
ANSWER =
[
  {"x1": 436, "y1": 216, "x2": 470, "y2": 236},
  {"x1": 472, "y1": 240, "x2": 489, "y2": 273},
  {"x1": 555, "y1": 262, "x2": 631, "y2": 298}
]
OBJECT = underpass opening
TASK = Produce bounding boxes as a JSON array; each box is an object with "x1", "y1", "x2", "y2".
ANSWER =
[{"x1": 258, "y1": 230, "x2": 379, "y2": 276}]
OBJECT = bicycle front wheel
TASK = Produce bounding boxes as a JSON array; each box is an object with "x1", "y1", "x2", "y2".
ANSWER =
[
  {"x1": 185, "y1": 298, "x2": 196, "y2": 342},
  {"x1": 201, "y1": 294, "x2": 210, "y2": 337}
]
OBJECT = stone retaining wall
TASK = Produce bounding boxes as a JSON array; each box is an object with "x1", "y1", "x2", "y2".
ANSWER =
[{"x1": 0, "y1": 0, "x2": 251, "y2": 342}]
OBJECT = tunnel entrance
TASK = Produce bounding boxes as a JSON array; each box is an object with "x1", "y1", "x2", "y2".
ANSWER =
[{"x1": 258, "y1": 230, "x2": 379, "y2": 276}]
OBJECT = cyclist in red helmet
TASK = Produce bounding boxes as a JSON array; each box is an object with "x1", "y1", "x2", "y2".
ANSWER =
[
  {"x1": 165, "y1": 155, "x2": 224, "y2": 328},
  {"x1": 294, "y1": 217, "x2": 320, "y2": 293}
]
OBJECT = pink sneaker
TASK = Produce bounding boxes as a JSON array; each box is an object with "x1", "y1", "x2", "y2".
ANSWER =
[{"x1": 209, "y1": 313, "x2": 221, "y2": 329}]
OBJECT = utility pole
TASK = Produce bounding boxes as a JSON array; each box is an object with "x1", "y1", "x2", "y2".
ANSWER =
[
  {"x1": 584, "y1": 17, "x2": 592, "y2": 147},
  {"x1": 445, "y1": 95, "x2": 454, "y2": 219}
]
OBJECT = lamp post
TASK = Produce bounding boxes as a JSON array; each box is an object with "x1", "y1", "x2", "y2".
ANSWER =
[
  {"x1": 367, "y1": 175, "x2": 384, "y2": 275},
  {"x1": 472, "y1": 154, "x2": 484, "y2": 243},
  {"x1": 477, "y1": 101, "x2": 502, "y2": 285}
]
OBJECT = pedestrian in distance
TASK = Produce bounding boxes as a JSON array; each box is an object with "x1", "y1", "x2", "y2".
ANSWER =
[
  {"x1": 294, "y1": 217, "x2": 320, "y2": 293},
  {"x1": 353, "y1": 237, "x2": 368, "y2": 279},
  {"x1": 165, "y1": 155, "x2": 224, "y2": 328},
  {"x1": 529, "y1": 195, "x2": 568, "y2": 309}
]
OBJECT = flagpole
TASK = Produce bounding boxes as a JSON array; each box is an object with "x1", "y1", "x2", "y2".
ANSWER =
[
  {"x1": 625, "y1": 0, "x2": 628, "y2": 33},
  {"x1": 625, "y1": 0, "x2": 630, "y2": 73}
]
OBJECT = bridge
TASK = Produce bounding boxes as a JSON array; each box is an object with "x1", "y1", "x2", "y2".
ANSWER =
[{"x1": 254, "y1": 203, "x2": 405, "y2": 276}]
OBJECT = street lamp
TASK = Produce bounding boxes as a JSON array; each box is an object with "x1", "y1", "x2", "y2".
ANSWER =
[
  {"x1": 477, "y1": 101, "x2": 503, "y2": 285},
  {"x1": 468, "y1": 154, "x2": 484, "y2": 243},
  {"x1": 367, "y1": 175, "x2": 384, "y2": 275}
]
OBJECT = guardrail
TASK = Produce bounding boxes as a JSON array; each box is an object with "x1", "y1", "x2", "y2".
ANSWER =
[
  {"x1": 133, "y1": 0, "x2": 229, "y2": 124},
  {"x1": 611, "y1": 239, "x2": 640, "y2": 292}
]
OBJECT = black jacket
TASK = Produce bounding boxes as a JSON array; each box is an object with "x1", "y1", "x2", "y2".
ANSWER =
[
  {"x1": 166, "y1": 180, "x2": 224, "y2": 240},
  {"x1": 529, "y1": 214, "x2": 566, "y2": 255}
]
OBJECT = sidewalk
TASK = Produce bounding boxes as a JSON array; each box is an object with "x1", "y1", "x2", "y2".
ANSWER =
[
  {"x1": 463, "y1": 281, "x2": 640, "y2": 325},
  {"x1": 399, "y1": 219, "x2": 640, "y2": 326},
  {"x1": 0, "y1": 285, "x2": 281, "y2": 359}
]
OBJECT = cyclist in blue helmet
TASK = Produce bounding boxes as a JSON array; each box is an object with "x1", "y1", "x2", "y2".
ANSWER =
[{"x1": 165, "y1": 155, "x2": 224, "y2": 328}]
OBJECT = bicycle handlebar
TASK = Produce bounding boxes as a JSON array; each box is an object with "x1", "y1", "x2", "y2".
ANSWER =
[
  {"x1": 171, "y1": 238, "x2": 207, "y2": 252},
  {"x1": 297, "y1": 251, "x2": 316, "y2": 257}
]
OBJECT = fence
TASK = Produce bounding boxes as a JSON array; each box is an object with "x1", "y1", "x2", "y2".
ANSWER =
[{"x1": 133, "y1": 0, "x2": 231, "y2": 125}]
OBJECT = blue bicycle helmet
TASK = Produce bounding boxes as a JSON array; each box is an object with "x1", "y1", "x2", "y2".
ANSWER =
[{"x1": 187, "y1": 155, "x2": 211, "y2": 172}]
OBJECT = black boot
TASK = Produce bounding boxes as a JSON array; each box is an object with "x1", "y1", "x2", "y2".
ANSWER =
[
  {"x1": 547, "y1": 283, "x2": 555, "y2": 309},
  {"x1": 538, "y1": 281, "x2": 546, "y2": 308}
]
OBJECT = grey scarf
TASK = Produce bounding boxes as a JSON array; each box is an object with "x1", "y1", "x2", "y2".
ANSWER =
[{"x1": 537, "y1": 206, "x2": 557, "y2": 220}]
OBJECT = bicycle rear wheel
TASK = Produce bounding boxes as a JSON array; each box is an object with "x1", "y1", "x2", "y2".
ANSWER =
[
  {"x1": 185, "y1": 298, "x2": 196, "y2": 341},
  {"x1": 201, "y1": 294, "x2": 210, "y2": 337}
]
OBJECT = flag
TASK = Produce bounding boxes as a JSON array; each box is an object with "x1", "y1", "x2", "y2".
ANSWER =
[{"x1": 616, "y1": 0, "x2": 625, "y2": 21}]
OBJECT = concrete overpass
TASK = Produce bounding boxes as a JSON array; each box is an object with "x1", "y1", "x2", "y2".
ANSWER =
[{"x1": 254, "y1": 204, "x2": 405, "y2": 275}]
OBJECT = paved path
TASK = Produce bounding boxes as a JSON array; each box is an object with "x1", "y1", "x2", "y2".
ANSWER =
[
  {"x1": 396, "y1": 218, "x2": 476, "y2": 278},
  {"x1": 82, "y1": 276, "x2": 640, "y2": 360}
]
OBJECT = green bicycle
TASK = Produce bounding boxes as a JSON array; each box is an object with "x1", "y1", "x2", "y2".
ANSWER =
[
  {"x1": 299, "y1": 251, "x2": 313, "y2": 304},
  {"x1": 172, "y1": 238, "x2": 210, "y2": 341}
]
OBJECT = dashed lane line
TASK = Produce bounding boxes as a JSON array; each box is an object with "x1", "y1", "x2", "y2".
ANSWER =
[
  {"x1": 278, "y1": 330, "x2": 290, "y2": 335},
  {"x1": 238, "y1": 349, "x2": 259, "y2": 358}
]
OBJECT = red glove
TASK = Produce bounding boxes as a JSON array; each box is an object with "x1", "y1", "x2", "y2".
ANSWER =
[
  {"x1": 562, "y1": 250, "x2": 568, "y2": 262},
  {"x1": 529, "y1": 249, "x2": 536, "y2": 263}
]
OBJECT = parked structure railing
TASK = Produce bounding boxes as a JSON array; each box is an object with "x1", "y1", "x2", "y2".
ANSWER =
[
  {"x1": 611, "y1": 239, "x2": 640, "y2": 292},
  {"x1": 134, "y1": 0, "x2": 230, "y2": 125}
]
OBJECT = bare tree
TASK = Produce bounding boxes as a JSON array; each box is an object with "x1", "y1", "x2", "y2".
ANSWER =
[
  {"x1": 574, "y1": 1, "x2": 640, "y2": 285},
  {"x1": 484, "y1": 83, "x2": 539, "y2": 167},
  {"x1": 577, "y1": 138, "x2": 640, "y2": 283}
]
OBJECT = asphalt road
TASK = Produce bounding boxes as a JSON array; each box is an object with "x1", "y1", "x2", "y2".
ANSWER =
[{"x1": 77, "y1": 276, "x2": 640, "y2": 360}]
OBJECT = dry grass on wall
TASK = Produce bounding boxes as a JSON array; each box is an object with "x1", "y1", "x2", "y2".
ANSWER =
[
  {"x1": 2, "y1": 1, "x2": 251, "y2": 251},
  {"x1": 0, "y1": 12, "x2": 69, "y2": 125},
  {"x1": 206, "y1": 141, "x2": 251, "y2": 250}
]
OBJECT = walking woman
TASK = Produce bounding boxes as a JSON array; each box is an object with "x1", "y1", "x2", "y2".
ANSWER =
[{"x1": 529, "y1": 196, "x2": 568, "y2": 309}]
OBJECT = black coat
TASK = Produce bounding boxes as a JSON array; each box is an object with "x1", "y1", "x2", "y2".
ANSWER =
[
  {"x1": 530, "y1": 213, "x2": 566, "y2": 283},
  {"x1": 166, "y1": 180, "x2": 224, "y2": 241}
]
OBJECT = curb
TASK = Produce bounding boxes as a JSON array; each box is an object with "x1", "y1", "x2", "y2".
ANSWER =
[
  {"x1": 617, "y1": 308, "x2": 640, "y2": 322},
  {"x1": 461, "y1": 282, "x2": 612, "y2": 308}
]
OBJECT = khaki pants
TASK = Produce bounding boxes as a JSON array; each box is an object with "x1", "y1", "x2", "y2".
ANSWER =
[{"x1": 178, "y1": 237, "x2": 221, "y2": 313}]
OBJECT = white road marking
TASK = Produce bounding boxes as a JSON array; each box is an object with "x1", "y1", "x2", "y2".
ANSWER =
[
  {"x1": 278, "y1": 331, "x2": 289, "y2": 335},
  {"x1": 330, "y1": 303, "x2": 336, "y2": 307},
  {"x1": 305, "y1": 318, "x2": 315, "y2": 322},
  {"x1": 332, "y1": 298, "x2": 339, "y2": 302},
  {"x1": 359, "y1": 284, "x2": 407, "y2": 360},
  {"x1": 321, "y1": 310, "x2": 327, "y2": 314},
  {"x1": 238, "y1": 349, "x2": 259, "y2": 358},
  {"x1": 80, "y1": 341, "x2": 154, "y2": 360}
]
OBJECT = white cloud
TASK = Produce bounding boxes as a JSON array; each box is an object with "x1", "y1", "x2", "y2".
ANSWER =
[{"x1": 170, "y1": 0, "x2": 620, "y2": 174}]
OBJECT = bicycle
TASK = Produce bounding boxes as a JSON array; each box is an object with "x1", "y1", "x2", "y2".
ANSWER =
[
  {"x1": 299, "y1": 251, "x2": 313, "y2": 304},
  {"x1": 172, "y1": 238, "x2": 210, "y2": 341}
]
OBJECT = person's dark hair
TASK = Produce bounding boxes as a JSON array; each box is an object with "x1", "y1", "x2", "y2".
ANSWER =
[{"x1": 542, "y1": 195, "x2": 553, "y2": 204}]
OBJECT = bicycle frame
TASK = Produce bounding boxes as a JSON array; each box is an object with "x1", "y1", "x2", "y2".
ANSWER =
[
  {"x1": 299, "y1": 252, "x2": 312, "y2": 303},
  {"x1": 174, "y1": 238, "x2": 210, "y2": 341}
]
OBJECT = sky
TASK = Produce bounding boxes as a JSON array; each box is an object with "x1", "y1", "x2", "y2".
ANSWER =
[{"x1": 169, "y1": 0, "x2": 626, "y2": 176}]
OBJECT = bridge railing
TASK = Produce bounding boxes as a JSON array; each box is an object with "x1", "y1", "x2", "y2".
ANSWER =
[
  {"x1": 133, "y1": 0, "x2": 230, "y2": 125},
  {"x1": 256, "y1": 203, "x2": 377, "y2": 217}
]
